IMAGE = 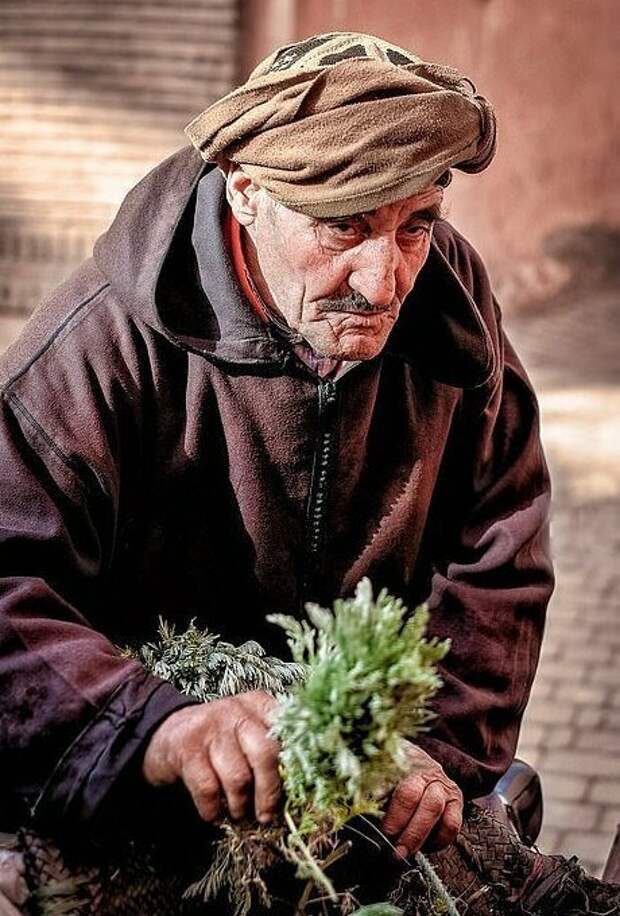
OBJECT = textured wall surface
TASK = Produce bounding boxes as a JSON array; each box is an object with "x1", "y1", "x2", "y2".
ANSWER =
[
  {"x1": 0, "y1": 0, "x2": 239, "y2": 316},
  {"x1": 244, "y1": 0, "x2": 619, "y2": 306}
]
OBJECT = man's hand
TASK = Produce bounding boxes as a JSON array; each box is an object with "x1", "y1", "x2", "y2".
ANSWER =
[
  {"x1": 381, "y1": 742, "x2": 463, "y2": 859},
  {"x1": 142, "y1": 690, "x2": 281, "y2": 824}
]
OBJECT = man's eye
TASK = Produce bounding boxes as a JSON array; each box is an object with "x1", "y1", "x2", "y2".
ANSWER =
[
  {"x1": 327, "y1": 222, "x2": 359, "y2": 237},
  {"x1": 401, "y1": 224, "x2": 431, "y2": 237}
]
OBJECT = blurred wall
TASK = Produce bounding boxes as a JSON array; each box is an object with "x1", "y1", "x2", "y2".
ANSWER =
[
  {"x1": 243, "y1": 0, "x2": 620, "y2": 307},
  {"x1": 0, "y1": 0, "x2": 240, "y2": 318}
]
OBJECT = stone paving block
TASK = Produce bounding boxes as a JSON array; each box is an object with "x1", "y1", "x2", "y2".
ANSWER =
[
  {"x1": 545, "y1": 726, "x2": 574, "y2": 749},
  {"x1": 527, "y1": 679, "x2": 554, "y2": 700},
  {"x1": 588, "y1": 780, "x2": 620, "y2": 805},
  {"x1": 542, "y1": 750, "x2": 617, "y2": 778},
  {"x1": 517, "y1": 749, "x2": 540, "y2": 770},
  {"x1": 540, "y1": 638, "x2": 560, "y2": 655},
  {"x1": 538, "y1": 772, "x2": 588, "y2": 802},
  {"x1": 535, "y1": 659, "x2": 587, "y2": 681},
  {"x1": 588, "y1": 666, "x2": 620, "y2": 686},
  {"x1": 516, "y1": 747, "x2": 541, "y2": 768},
  {"x1": 600, "y1": 631, "x2": 620, "y2": 648},
  {"x1": 557, "y1": 683, "x2": 607, "y2": 707},
  {"x1": 523, "y1": 699, "x2": 573, "y2": 725},
  {"x1": 544, "y1": 624, "x2": 590, "y2": 645},
  {"x1": 603, "y1": 710, "x2": 620, "y2": 730},
  {"x1": 544, "y1": 604, "x2": 581, "y2": 623},
  {"x1": 575, "y1": 707, "x2": 604, "y2": 728},
  {"x1": 542, "y1": 801, "x2": 598, "y2": 831},
  {"x1": 561, "y1": 643, "x2": 614, "y2": 664},
  {"x1": 518, "y1": 721, "x2": 545, "y2": 746},
  {"x1": 576, "y1": 730, "x2": 620, "y2": 753},
  {"x1": 544, "y1": 613, "x2": 588, "y2": 632},
  {"x1": 582, "y1": 609, "x2": 620, "y2": 629}
]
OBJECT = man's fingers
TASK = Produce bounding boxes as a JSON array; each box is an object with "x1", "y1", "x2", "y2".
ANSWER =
[
  {"x1": 380, "y1": 744, "x2": 464, "y2": 857},
  {"x1": 181, "y1": 756, "x2": 222, "y2": 822},
  {"x1": 236, "y1": 716, "x2": 282, "y2": 823},
  {"x1": 393, "y1": 781, "x2": 447, "y2": 857},
  {"x1": 145, "y1": 693, "x2": 282, "y2": 827},
  {"x1": 381, "y1": 775, "x2": 425, "y2": 838},
  {"x1": 426, "y1": 797, "x2": 463, "y2": 850},
  {"x1": 209, "y1": 735, "x2": 253, "y2": 821},
  {"x1": 238, "y1": 690, "x2": 279, "y2": 730}
]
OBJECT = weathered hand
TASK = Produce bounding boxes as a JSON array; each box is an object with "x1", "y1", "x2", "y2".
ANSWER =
[
  {"x1": 142, "y1": 690, "x2": 282, "y2": 824},
  {"x1": 381, "y1": 742, "x2": 463, "y2": 859}
]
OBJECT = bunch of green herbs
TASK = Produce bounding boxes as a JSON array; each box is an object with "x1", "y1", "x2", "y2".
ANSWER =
[
  {"x1": 269, "y1": 578, "x2": 449, "y2": 837},
  {"x1": 135, "y1": 579, "x2": 451, "y2": 915},
  {"x1": 132, "y1": 618, "x2": 306, "y2": 701}
]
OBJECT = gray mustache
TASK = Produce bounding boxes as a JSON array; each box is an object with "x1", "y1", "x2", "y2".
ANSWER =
[{"x1": 316, "y1": 292, "x2": 392, "y2": 314}]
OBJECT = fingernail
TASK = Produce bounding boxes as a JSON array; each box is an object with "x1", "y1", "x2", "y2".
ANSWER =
[
  {"x1": 258, "y1": 812, "x2": 272, "y2": 824},
  {"x1": 395, "y1": 844, "x2": 408, "y2": 861}
]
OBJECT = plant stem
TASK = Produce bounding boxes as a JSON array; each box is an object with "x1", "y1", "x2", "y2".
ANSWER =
[
  {"x1": 415, "y1": 853, "x2": 460, "y2": 916},
  {"x1": 284, "y1": 810, "x2": 338, "y2": 903}
]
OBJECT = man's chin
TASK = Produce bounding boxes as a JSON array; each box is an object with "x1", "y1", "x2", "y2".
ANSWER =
[{"x1": 312, "y1": 333, "x2": 388, "y2": 362}]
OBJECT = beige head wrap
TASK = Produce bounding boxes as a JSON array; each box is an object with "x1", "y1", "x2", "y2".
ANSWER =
[{"x1": 185, "y1": 32, "x2": 496, "y2": 217}]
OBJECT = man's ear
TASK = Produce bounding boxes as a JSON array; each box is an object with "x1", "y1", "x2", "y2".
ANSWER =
[{"x1": 225, "y1": 164, "x2": 261, "y2": 227}]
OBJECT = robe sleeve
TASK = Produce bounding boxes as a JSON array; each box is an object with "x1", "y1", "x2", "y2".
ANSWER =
[
  {"x1": 0, "y1": 391, "x2": 198, "y2": 836},
  {"x1": 416, "y1": 329, "x2": 554, "y2": 799}
]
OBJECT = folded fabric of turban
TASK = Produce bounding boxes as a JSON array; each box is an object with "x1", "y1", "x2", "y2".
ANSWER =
[{"x1": 185, "y1": 32, "x2": 497, "y2": 217}]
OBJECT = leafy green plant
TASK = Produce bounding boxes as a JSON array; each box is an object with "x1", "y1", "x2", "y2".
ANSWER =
[
  {"x1": 270, "y1": 578, "x2": 449, "y2": 837},
  {"x1": 134, "y1": 579, "x2": 453, "y2": 915},
  {"x1": 132, "y1": 618, "x2": 306, "y2": 701}
]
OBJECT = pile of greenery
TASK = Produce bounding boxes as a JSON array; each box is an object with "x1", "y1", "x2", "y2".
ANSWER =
[{"x1": 134, "y1": 579, "x2": 455, "y2": 916}]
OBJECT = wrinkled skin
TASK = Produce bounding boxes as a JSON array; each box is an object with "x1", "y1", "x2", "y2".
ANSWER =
[
  {"x1": 381, "y1": 741, "x2": 463, "y2": 858},
  {"x1": 144, "y1": 169, "x2": 463, "y2": 857},
  {"x1": 225, "y1": 164, "x2": 444, "y2": 361},
  {"x1": 143, "y1": 691, "x2": 282, "y2": 824},
  {"x1": 143, "y1": 692, "x2": 463, "y2": 858}
]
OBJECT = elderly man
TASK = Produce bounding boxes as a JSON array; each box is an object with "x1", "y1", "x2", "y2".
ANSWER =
[{"x1": 0, "y1": 31, "x2": 552, "y2": 883}]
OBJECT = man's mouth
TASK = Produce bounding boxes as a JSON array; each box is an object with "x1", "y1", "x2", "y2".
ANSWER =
[
  {"x1": 316, "y1": 292, "x2": 396, "y2": 316},
  {"x1": 340, "y1": 307, "x2": 391, "y2": 315}
]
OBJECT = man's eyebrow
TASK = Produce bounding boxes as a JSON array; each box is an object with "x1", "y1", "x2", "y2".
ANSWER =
[{"x1": 316, "y1": 214, "x2": 365, "y2": 224}]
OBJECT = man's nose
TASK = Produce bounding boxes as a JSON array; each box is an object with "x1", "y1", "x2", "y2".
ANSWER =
[{"x1": 348, "y1": 239, "x2": 398, "y2": 308}]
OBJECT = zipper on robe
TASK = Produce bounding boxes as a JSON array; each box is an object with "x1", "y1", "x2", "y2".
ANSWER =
[{"x1": 300, "y1": 379, "x2": 338, "y2": 607}]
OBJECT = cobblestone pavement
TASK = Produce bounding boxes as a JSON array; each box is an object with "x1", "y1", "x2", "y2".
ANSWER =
[
  {"x1": 507, "y1": 287, "x2": 620, "y2": 878},
  {"x1": 1, "y1": 282, "x2": 618, "y2": 878}
]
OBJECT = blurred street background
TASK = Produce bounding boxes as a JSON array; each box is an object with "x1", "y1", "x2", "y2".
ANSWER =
[{"x1": 1, "y1": 0, "x2": 618, "y2": 877}]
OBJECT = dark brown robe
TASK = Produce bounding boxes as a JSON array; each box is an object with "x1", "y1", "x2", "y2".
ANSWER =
[{"x1": 0, "y1": 149, "x2": 553, "y2": 842}]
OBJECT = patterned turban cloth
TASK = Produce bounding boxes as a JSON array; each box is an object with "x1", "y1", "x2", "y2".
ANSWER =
[{"x1": 185, "y1": 32, "x2": 497, "y2": 217}]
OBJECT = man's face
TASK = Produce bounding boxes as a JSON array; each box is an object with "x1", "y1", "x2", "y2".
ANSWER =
[{"x1": 228, "y1": 168, "x2": 443, "y2": 361}]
